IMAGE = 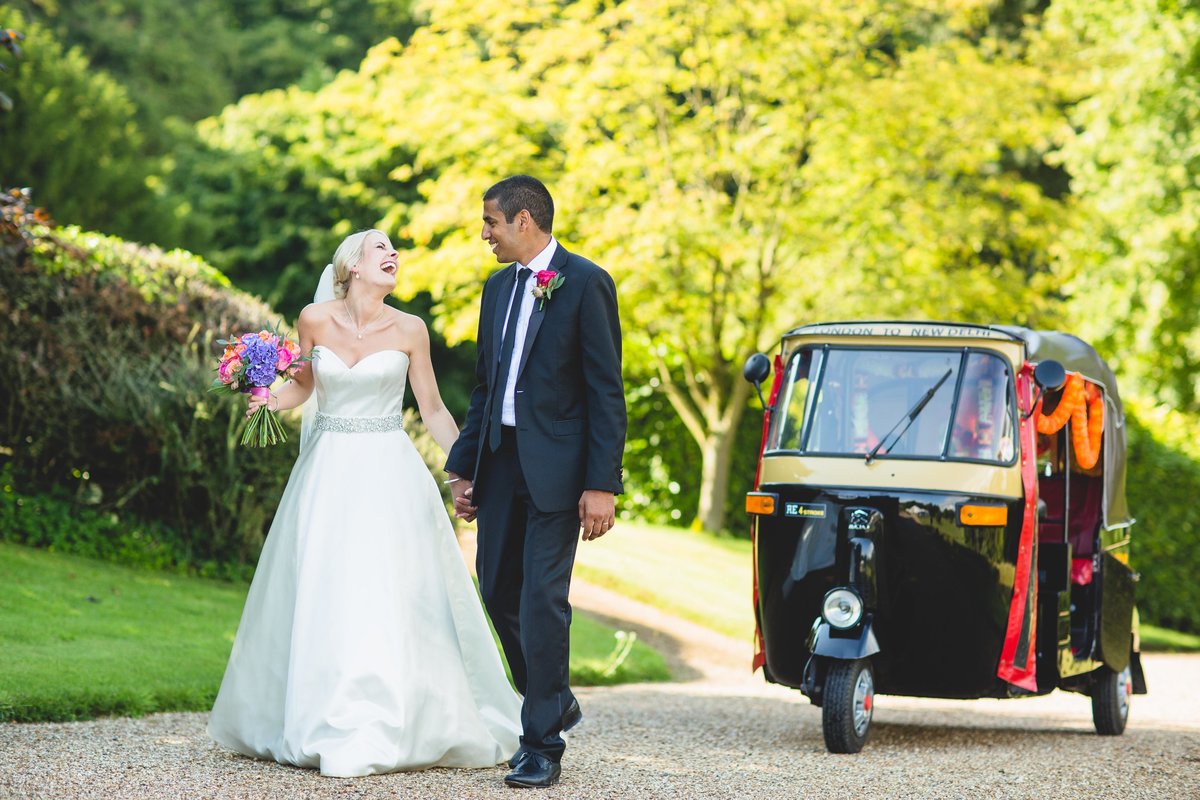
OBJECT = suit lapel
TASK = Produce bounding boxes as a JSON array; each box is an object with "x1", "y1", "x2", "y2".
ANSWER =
[{"x1": 515, "y1": 244, "x2": 569, "y2": 380}]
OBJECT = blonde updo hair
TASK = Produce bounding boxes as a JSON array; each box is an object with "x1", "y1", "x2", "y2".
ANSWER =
[{"x1": 329, "y1": 229, "x2": 387, "y2": 299}]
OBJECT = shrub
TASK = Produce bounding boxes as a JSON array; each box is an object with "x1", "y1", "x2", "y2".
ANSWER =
[
  {"x1": 1125, "y1": 401, "x2": 1200, "y2": 634},
  {"x1": 0, "y1": 465, "x2": 251, "y2": 581},
  {"x1": 0, "y1": 215, "x2": 297, "y2": 569},
  {"x1": 0, "y1": 208, "x2": 466, "y2": 571}
]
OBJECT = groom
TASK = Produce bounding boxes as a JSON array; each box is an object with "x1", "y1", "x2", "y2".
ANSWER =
[{"x1": 445, "y1": 175, "x2": 626, "y2": 788}]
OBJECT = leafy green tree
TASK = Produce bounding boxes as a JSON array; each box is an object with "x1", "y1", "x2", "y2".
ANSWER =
[
  {"x1": 0, "y1": 11, "x2": 164, "y2": 241},
  {"x1": 1043, "y1": 0, "x2": 1200, "y2": 411},
  {"x1": 158, "y1": 42, "x2": 483, "y2": 412},
  {"x1": 363, "y1": 0, "x2": 1075, "y2": 531},
  {"x1": 9, "y1": 0, "x2": 419, "y2": 153},
  {"x1": 156, "y1": 0, "x2": 1078, "y2": 530},
  {"x1": 161, "y1": 60, "x2": 419, "y2": 313}
]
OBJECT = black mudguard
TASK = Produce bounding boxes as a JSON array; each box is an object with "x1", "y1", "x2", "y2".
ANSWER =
[{"x1": 809, "y1": 616, "x2": 881, "y2": 660}]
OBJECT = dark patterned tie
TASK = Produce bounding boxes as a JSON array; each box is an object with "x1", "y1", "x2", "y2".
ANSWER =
[{"x1": 489, "y1": 267, "x2": 532, "y2": 451}]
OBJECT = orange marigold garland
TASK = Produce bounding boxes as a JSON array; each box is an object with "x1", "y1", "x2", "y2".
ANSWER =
[{"x1": 1034, "y1": 371, "x2": 1104, "y2": 469}]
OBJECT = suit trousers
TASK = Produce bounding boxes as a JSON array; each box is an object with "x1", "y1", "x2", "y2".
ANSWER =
[{"x1": 474, "y1": 425, "x2": 580, "y2": 762}]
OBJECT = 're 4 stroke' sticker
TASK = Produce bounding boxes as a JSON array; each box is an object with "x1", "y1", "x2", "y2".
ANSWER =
[{"x1": 784, "y1": 502, "x2": 827, "y2": 519}]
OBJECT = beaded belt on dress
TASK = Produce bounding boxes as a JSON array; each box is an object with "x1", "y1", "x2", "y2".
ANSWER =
[{"x1": 314, "y1": 412, "x2": 404, "y2": 433}]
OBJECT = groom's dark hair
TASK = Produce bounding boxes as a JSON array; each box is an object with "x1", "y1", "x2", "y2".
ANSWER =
[{"x1": 485, "y1": 175, "x2": 554, "y2": 234}]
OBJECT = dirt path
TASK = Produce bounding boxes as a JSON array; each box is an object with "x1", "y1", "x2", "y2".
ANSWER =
[{"x1": 568, "y1": 577, "x2": 753, "y2": 686}]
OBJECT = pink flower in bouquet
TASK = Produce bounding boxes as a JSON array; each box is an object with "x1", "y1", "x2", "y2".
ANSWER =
[
  {"x1": 276, "y1": 348, "x2": 295, "y2": 372},
  {"x1": 277, "y1": 337, "x2": 301, "y2": 371},
  {"x1": 218, "y1": 357, "x2": 242, "y2": 385},
  {"x1": 209, "y1": 321, "x2": 310, "y2": 447}
]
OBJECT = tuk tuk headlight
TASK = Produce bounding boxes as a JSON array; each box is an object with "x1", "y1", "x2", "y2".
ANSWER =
[{"x1": 822, "y1": 587, "x2": 864, "y2": 630}]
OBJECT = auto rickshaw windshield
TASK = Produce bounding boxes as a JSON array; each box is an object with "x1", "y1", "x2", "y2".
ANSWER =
[{"x1": 769, "y1": 346, "x2": 1018, "y2": 464}]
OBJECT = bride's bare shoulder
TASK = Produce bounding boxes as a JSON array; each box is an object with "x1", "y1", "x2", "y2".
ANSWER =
[
  {"x1": 390, "y1": 309, "x2": 431, "y2": 339},
  {"x1": 299, "y1": 301, "x2": 341, "y2": 326}
]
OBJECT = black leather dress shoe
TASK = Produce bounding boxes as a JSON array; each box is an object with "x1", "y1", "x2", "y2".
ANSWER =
[
  {"x1": 562, "y1": 698, "x2": 582, "y2": 732},
  {"x1": 507, "y1": 749, "x2": 530, "y2": 770},
  {"x1": 504, "y1": 752, "x2": 561, "y2": 788}
]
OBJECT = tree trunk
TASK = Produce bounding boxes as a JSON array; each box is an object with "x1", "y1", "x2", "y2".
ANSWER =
[
  {"x1": 693, "y1": 380, "x2": 752, "y2": 533},
  {"x1": 695, "y1": 425, "x2": 737, "y2": 533},
  {"x1": 655, "y1": 356, "x2": 755, "y2": 534}
]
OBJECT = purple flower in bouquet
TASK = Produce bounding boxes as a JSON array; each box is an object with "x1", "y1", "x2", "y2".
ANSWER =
[
  {"x1": 210, "y1": 324, "x2": 309, "y2": 447},
  {"x1": 240, "y1": 333, "x2": 283, "y2": 387}
]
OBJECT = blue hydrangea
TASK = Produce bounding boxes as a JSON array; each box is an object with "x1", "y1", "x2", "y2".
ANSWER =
[{"x1": 240, "y1": 334, "x2": 280, "y2": 387}]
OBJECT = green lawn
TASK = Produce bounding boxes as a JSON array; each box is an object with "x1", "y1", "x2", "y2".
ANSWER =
[
  {"x1": 0, "y1": 542, "x2": 667, "y2": 723},
  {"x1": 574, "y1": 520, "x2": 755, "y2": 641},
  {"x1": 1140, "y1": 623, "x2": 1200, "y2": 652}
]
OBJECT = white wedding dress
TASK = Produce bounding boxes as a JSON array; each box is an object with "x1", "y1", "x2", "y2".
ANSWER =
[{"x1": 208, "y1": 346, "x2": 522, "y2": 777}]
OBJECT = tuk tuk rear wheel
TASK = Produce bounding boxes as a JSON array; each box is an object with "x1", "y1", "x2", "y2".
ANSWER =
[
  {"x1": 821, "y1": 658, "x2": 874, "y2": 753},
  {"x1": 1092, "y1": 663, "x2": 1132, "y2": 736}
]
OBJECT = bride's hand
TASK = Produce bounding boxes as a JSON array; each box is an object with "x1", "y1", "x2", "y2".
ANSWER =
[{"x1": 245, "y1": 392, "x2": 276, "y2": 419}]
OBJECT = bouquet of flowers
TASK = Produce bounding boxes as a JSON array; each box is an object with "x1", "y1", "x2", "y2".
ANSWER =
[{"x1": 209, "y1": 323, "x2": 307, "y2": 447}]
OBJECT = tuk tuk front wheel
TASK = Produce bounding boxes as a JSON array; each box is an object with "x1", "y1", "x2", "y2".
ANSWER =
[
  {"x1": 1092, "y1": 663, "x2": 1133, "y2": 736},
  {"x1": 821, "y1": 658, "x2": 874, "y2": 753}
]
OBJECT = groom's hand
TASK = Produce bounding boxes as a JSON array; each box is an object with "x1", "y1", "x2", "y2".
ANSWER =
[
  {"x1": 579, "y1": 490, "x2": 615, "y2": 541},
  {"x1": 451, "y1": 480, "x2": 477, "y2": 523}
]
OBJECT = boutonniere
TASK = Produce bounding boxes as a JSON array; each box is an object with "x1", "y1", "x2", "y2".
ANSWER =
[{"x1": 532, "y1": 269, "x2": 565, "y2": 310}]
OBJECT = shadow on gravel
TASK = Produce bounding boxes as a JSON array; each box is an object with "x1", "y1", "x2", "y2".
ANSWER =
[
  {"x1": 866, "y1": 721, "x2": 1096, "y2": 747},
  {"x1": 587, "y1": 687, "x2": 1198, "y2": 753}
]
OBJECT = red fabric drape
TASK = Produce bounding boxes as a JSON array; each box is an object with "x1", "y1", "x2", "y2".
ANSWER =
[
  {"x1": 751, "y1": 354, "x2": 784, "y2": 672},
  {"x1": 996, "y1": 363, "x2": 1039, "y2": 691}
]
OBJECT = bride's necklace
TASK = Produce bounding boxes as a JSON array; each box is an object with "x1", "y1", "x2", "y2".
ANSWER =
[{"x1": 344, "y1": 298, "x2": 386, "y2": 340}]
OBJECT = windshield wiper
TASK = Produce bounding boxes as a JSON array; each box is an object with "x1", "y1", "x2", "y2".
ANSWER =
[{"x1": 865, "y1": 368, "x2": 953, "y2": 464}]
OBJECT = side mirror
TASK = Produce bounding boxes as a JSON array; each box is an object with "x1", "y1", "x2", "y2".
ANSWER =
[
  {"x1": 1033, "y1": 360, "x2": 1067, "y2": 392},
  {"x1": 743, "y1": 353, "x2": 772, "y2": 409},
  {"x1": 1025, "y1": 359, "x2": 1067, "y2": 419}
]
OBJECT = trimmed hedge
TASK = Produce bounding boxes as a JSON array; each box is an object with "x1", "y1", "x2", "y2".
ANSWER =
[
  {"x1": 0, "y1": 209, "x2": 456, "y2": 573},
  {"x1": 1125, "y1": 401, "x2": 1200, "y2": 633},
  {"x1": 0, "y1": 213, "x2": 297, "y2": 571}
]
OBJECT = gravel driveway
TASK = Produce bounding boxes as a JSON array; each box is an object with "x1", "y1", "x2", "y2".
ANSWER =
[
  {"x1": 3, "y1": 630, "x2": 1197, "y2": 800},
  {"x1": 3, "y1": 568, "x2": 1198, "y2": 799}
]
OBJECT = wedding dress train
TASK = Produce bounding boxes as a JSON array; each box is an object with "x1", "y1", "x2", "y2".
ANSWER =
[{"x1": 208, "y1": 346, "x2": 521, "y2": 777}]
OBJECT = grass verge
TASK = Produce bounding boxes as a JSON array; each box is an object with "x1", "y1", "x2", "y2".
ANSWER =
[
  {"x1": 0, "y1": 542, "x2": 667, "y2": 723},
  {"x1": 1141, "y1": 623, "x2": 1200, "y2": 652},
  {"x1": 573, "y1": 520, "x2": 754, "y2": 641}
]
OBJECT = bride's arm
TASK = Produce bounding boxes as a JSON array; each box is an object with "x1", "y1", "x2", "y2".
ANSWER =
[
  {"x1": 406, "y1": 317, "x2": 460, "y2": 455},
  {"x1": 247, "y1": 306, "x2": 318, "y2": 415}
]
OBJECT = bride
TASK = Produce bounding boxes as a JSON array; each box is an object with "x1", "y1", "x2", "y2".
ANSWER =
[{"x1": 207, "y1": 229, "x2": 522, "y2": 777}]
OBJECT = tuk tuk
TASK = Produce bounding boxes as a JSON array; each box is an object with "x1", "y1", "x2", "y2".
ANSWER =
[{"x1": 743, "y1": 321, "x2": 1146, "y2": 753}]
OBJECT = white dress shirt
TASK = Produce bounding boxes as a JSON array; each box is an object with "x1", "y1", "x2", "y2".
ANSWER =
[{"x1": 500, "y1": 237, "x2": 558, "y2": 426}]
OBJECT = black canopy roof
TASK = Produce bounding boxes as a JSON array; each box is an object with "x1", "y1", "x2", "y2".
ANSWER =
[{"x1": 994, "y1": 326, "x2": 1130, "y2": 530}]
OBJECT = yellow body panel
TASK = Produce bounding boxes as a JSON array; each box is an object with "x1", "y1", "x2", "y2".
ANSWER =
[{"x1": 759, "y1": 455, "x2": 1023, "y2": 499}]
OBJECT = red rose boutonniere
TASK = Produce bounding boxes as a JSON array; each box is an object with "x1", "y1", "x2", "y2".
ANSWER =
[{"x1": 532, "y1": 269, "x2": 565, "y2": 310}]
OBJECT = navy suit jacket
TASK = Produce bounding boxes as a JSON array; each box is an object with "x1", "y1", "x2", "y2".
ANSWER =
[{"x1": 445, "y1": 244, "x2": 626, "y2": 512}]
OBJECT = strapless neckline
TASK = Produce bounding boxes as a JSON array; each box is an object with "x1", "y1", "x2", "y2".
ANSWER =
[{"x1": 314, "y1": 345, "x2": 410, "y2": 371}]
